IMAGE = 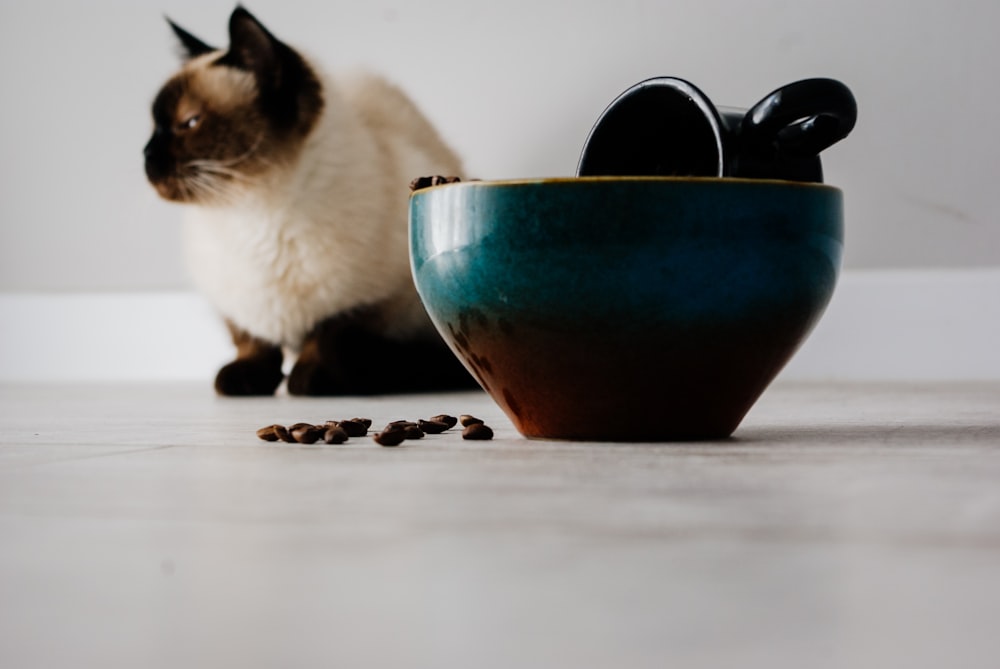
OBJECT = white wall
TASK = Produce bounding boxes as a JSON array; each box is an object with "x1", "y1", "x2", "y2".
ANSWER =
[
  {"x1": 0, "y1": 1, "x2": 998, "y2": 382},
  {"x1": 0, "y1": 0, "x2": 998, "y2": 293}
]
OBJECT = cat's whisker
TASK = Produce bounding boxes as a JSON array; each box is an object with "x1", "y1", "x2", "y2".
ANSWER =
[
  {"x1": 182, "y1": 170, "x2": 232, "y2": 203},
  {"x1": 183, "y1": 148, "x2": 275, "y2": 198},
  {"x1": 180, "y1": 157, "x2": 267, "y2": 204},
  {"x1": 184, "y1": 137, "x2": 266, "y2": 171},
  {"x1": 206, "y1": 170, "x2": 254, "y2": 204},
  {"x1": 188, "y1": 162, "x2": 258, "y2": 184}
]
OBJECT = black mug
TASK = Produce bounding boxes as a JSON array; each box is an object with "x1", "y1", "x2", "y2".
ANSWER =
[{"x1": 577, "y1": 77, "x2": 857, "y2": 183}]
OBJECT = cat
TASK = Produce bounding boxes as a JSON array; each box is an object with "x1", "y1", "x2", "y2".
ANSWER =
[{"x1": 143, "y1": 6, "x2": 476, "y2": 396}]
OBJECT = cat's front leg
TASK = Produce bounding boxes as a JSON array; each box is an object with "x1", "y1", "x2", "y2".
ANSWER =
[
  {"x1": 287, "y1": 309, "x2": 479, "y2": 396},
  {"x1": 286, "y1": 314, "x2": 352, "y2": 396},
  {"x1": 214, "y1": 321, "x2": 285, "y2": 396}
]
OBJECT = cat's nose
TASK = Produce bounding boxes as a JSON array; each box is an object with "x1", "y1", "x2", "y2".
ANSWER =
[
  {"x1": 143, "y1": 135, "x2": 169, "y2": 181},
  {"x1": 143, "y1": 129, "x2": 164, "y2": 160}
]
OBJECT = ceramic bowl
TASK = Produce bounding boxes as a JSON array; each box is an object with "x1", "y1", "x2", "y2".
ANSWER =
[{"x1": 409, "y1": 177, "x2": 843, "y2": 441}]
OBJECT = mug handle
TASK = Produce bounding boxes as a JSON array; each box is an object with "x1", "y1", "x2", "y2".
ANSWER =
[{"x1": 741, "y1": 78, "x2": 857, "y2": 158}]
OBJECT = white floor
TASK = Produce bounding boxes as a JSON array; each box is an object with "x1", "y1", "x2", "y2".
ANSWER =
[{"x1": 2, "y1": 381, "x2": 999, "y2": 668}]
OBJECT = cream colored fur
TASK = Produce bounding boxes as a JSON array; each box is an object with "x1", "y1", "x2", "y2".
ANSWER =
[{"x1": 182, "y1": 68, "x2": 463, "y2": 350}]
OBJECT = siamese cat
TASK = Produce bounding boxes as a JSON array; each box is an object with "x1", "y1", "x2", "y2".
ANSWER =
[{"x1": 144, "y1": 7, "x2": 475, "y2": 396}]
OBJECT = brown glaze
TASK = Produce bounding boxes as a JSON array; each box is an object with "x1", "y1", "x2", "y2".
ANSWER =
[{"x1": 442, "y1": 308, "x2": 818, "y2": 441}]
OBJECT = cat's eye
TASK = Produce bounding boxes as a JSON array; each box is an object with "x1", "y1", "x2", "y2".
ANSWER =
[{"x1": 176, "y1": 114, "x2": 201, "y2": 132}]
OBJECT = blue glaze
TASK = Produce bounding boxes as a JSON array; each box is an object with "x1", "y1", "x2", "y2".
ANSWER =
[
  {"x1": 409, "y1": 177, "x2": 843, "y2": 441},
  {"x1": 413, "y1": 178, "x2": 841, "y2": 328}
]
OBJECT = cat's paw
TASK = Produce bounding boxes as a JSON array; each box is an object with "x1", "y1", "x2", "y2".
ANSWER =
[
  {"x1": 287, "y1": 361, "x2": 345, "y2": 396},
  {"x1": 214, "y1": 359, "x2": 284, "y2": 396}
]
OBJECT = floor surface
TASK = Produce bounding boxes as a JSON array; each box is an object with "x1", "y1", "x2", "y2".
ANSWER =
[{"x1": 2, "y1": 381, "x2": 999, "y2": 668}]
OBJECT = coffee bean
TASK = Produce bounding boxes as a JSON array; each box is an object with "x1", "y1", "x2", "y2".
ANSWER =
[
  {"x1": 274, "y1": 425, "x2": 295, "y2": 443},
  {"x1": 290, "y1": 423, "x2": 323, "y2": 444},
  {"x1": 460, "y1": 415, "x2": 484, "y2": 427},
  {"x1": 410, "y1": 175, "x2": 462, "y2": 191},
  {"x1": 429, "y1": 414, "x2": 458, "y2": 429},
  {"x1": 352, "y1": 418, "x2": 373, "y2": 430},
  {"x1": 379, "y1": 422, "x2": 423, "y2": 439},
  {"x1": 338, "y1": 419, "x2": 369, "y2": 438},
  {"x1": 256, "y1": 425, "x2": 283, "y2": 442},
  {"x1": 462, "y1": 423, "x2": 494, "y2": 440},
  {"x1": 323, "y1": 425, "x2": 349, "y2": 444},
  {"x1": 418, "y1": 419, "x2": 451, "y2": 434},
  {"x1": 374, "y1": 429, "x2": 406, "y2": 447}
]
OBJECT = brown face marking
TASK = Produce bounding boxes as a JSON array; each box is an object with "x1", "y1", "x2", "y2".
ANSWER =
[
  {"x1": 144, "y1": 53, "x2": 323, "y2": 205},
  {"x1": 145, "y1": 10, "x2": 326, "y2": 205},
  {"x1": 144, "y1": 60, "x2": 276, "y2": 203}
]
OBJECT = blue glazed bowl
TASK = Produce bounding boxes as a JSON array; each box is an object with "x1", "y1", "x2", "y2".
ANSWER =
[{"x1": 410, "y1": 177, "x2": 843, "y2": 441}]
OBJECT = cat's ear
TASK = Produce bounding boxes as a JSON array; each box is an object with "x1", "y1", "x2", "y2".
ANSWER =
[
  {"x1": 219, "y1": 6, "x2": 281, "y2": 84},
  {"x1": 217, "y1": 6, "x2": 323, "y2": 134},
  {"x1": 166, "y1": 17, "x2": 217, "y2": 60}
]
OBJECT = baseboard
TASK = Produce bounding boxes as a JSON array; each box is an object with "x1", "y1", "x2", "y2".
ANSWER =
[
  {"x1": 2, "y1": 269, "x2": 998, "y2": 382},
  {"x1": 0, "y1": 292, "x2": 232, "y2": 382}
]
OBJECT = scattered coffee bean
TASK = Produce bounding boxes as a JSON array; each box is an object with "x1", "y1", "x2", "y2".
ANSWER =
[
  {"x1": 460, "y1": 414, "x2": 484, "y2": 427},
  {"x1": 323, "y1": 425, "x2": 349, "y2": 444},
  {"x1": 429, "y1": 414, "x2": 458, "y2": 429},
  {"x1": 418, "y1": 419, "x2": 451, "y2": 434},
  {"x1": 378, "y1": 421, "x2": 423, "y2": 439},
  {"x1": 373, "y1": 429, "x2": 406, "y2": 447},
  {"x1": 462, "y1": 423, "x2": 494, "y2": 440},
  {"x1": 256, "y1": 425, "x2": 283, "y2": 442},
  {"x1": 338, "y1": 419, "x2": 369, "y2": 438},
  {"x1": 290, "y1": 423, "x2": 323, "y2": 444},
  {"x1": 258, "y1": 412, "x2": 491, "y2": 446},
  {"x1": 410, "y1": 175, "x2": 462, "y2": 191}
]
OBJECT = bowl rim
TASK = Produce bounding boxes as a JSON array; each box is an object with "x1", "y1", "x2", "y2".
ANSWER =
[{"x1": 410, "y1": 175, "x2": 842, "y2": 195}]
